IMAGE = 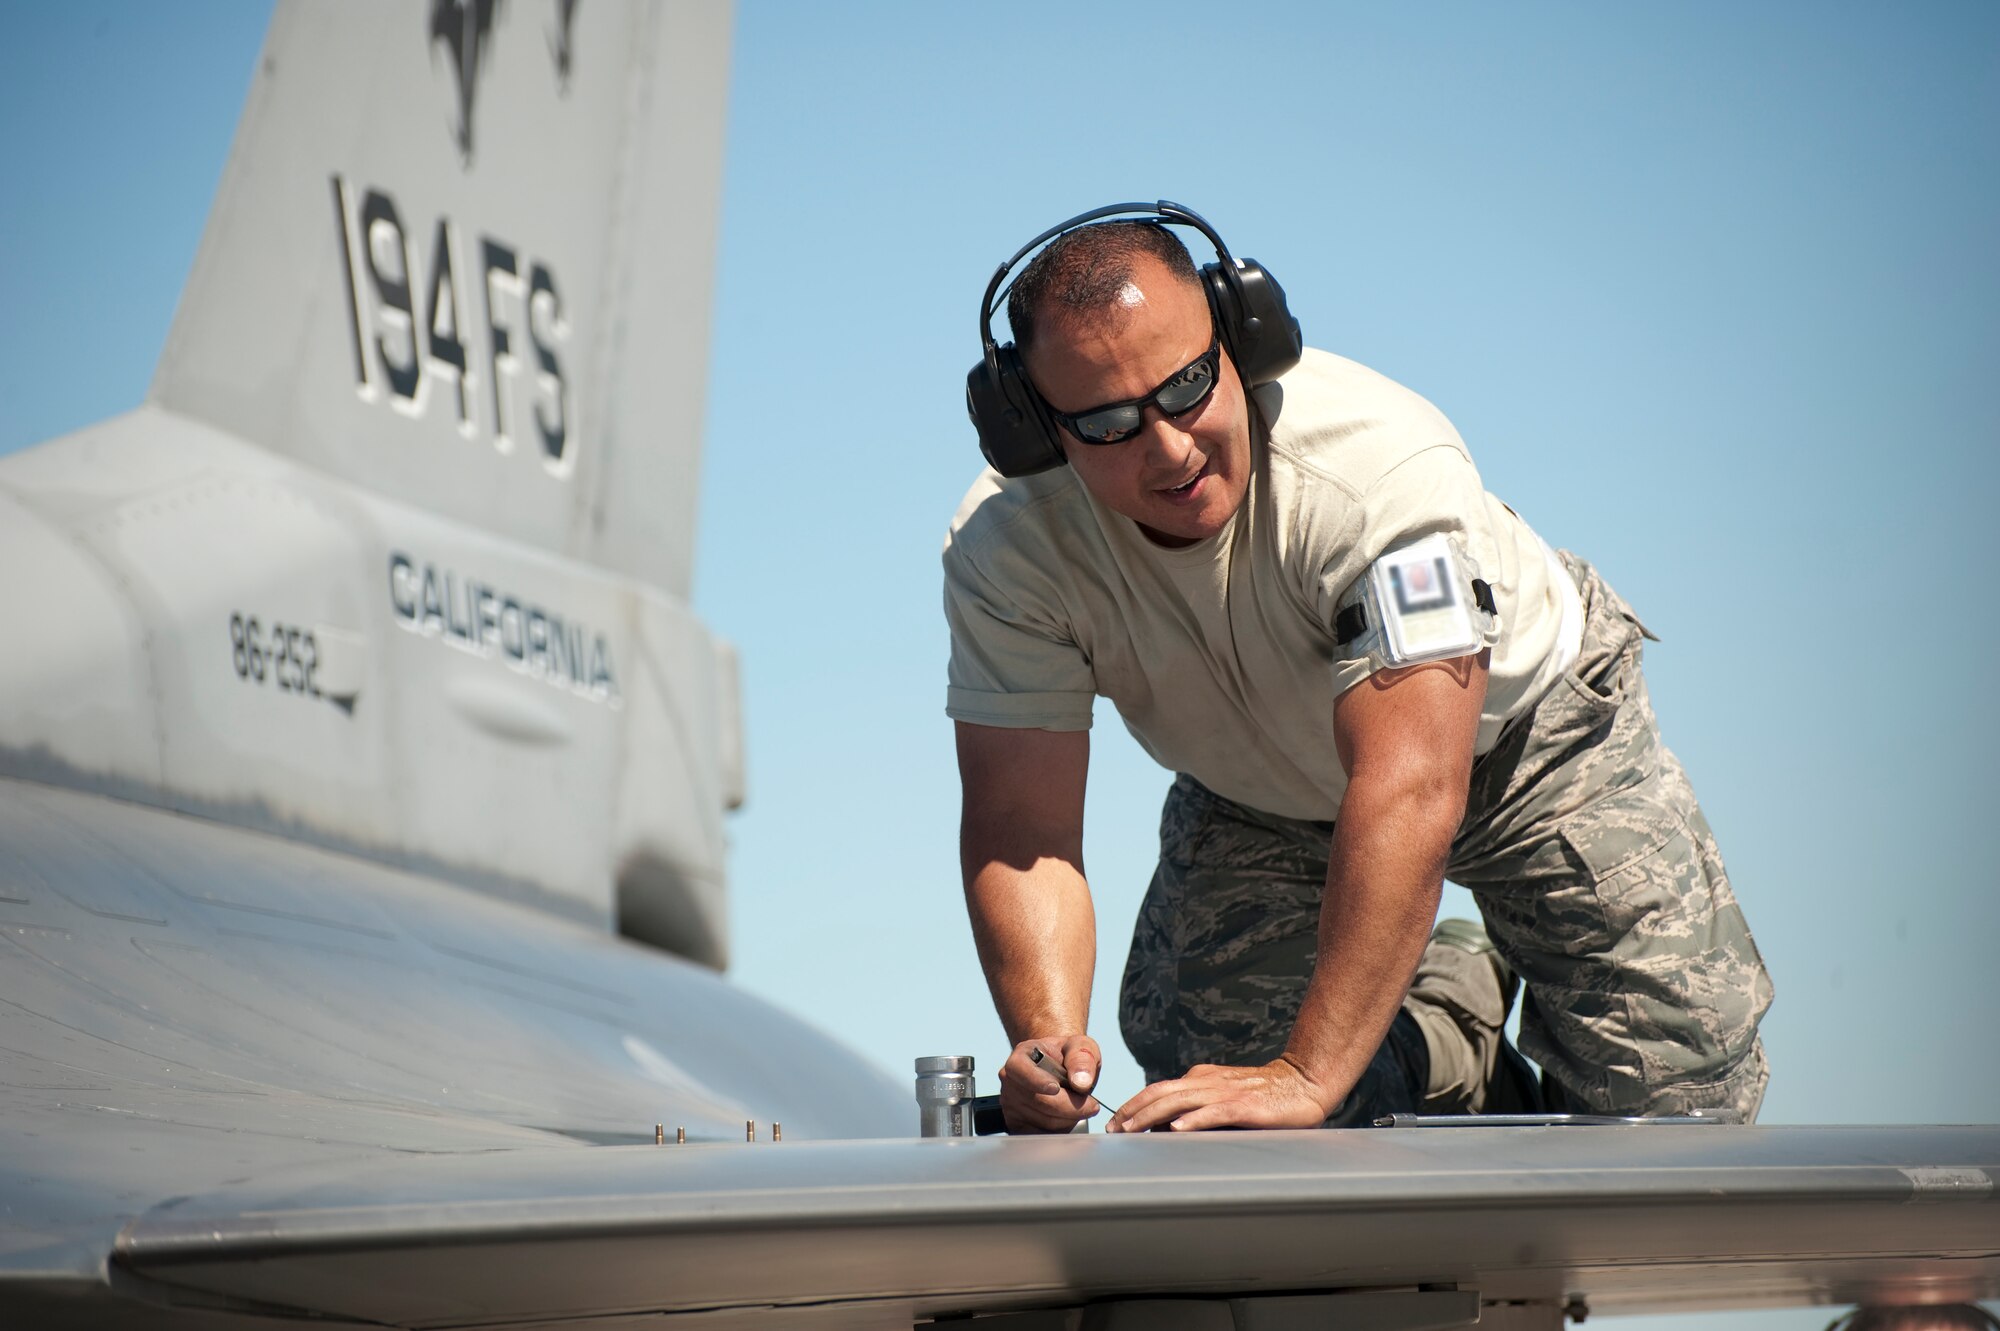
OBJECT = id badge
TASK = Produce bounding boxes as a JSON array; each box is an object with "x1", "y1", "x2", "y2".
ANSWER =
[{"x1": 1364, "y1": 533, "x2": 1485, "y2": 667}]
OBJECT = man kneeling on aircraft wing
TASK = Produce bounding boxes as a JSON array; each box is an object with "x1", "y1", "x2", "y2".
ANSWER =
[{"x1": 945, "y1": 204, "x2": 1774, "y2": 1133}]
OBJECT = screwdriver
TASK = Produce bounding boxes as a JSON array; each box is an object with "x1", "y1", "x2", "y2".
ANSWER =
[
  {"x1": 967, "y1": 1046, "x2": 1121, "y2": 1135},
  {"x1": 1029, "y1": 1045, "x2": 1120, "y2": 1125}
]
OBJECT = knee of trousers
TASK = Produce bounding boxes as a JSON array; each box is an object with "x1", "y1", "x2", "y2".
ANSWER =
[
  {"x1": 1402, "y1": 943, "x2": 1513, "y2": 1113},
  {"x1": 1562, "y1": 1036, "x2": 1770, "y2": 1122},
  {"x1": 1474, "y1": 776, "x2": 1774, "y2": 1119}
]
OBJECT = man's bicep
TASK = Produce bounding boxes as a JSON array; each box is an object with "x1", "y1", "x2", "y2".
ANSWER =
[
  {"x1": 1332, "y1": 652, "x2": 1490, "y2": 787},
  {"x1": 956, "y1": 721, "x2": 1087, "y2": 865}
]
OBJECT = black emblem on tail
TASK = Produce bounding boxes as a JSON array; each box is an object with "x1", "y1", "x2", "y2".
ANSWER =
[
  {"x1": 429, "y1": 0, "x2": 500, "y2": 162},
  {"x1": 550, "y1": 0, "x2": 579, "y2": 90},
  {"x1": 429, "y1": 0, "x2": 580, "y2": 161}
]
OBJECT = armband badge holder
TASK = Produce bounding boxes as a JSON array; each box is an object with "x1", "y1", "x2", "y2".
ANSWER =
[{"x1": 1335, "y1": 533, "x2": 1498, "y2": 670}]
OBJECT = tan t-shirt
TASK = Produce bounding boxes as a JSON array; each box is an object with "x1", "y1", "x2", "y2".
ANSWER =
[{"x1": 943, "y1": 348, "x2": 1578, "y2": 822}]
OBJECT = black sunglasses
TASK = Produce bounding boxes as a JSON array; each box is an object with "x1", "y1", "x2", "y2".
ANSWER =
[{"x1": 1049, "y1": 340, "x2": 1222, "y2": 445}]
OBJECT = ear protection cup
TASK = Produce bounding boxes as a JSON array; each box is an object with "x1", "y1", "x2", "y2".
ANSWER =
[
  {"x1": 1202, "y1": 256, "x2": 1303, "y2": 387},
  {"x1": 966, "y1": 344, "x2": 1064, "y2": 478},
  {"x1": 967, "y1": 200, "x2": 1302, "y2": 479}
]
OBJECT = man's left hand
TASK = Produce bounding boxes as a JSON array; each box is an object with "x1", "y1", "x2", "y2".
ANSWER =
[{"x1": 1103, "y1": 1055, "x2": 1339, "y2": 1133}]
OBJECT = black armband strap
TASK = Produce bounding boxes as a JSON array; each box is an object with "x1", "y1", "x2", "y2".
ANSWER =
[
  {"x1": 1334, "y1": 602, "x2": 1368, "y2": 647},
  {"x1": 1337, "y1": 578, "x2": 1495, "y2": 650}
]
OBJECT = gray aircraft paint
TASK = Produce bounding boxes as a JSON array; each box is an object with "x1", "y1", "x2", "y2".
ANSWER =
[
  {"x1": 1, "y1": 4, "x2": 1995, "y2": 1329},
  {"x1": 113, "y1": 1126, "x2": 2000, "y2": 1326},
  {"x1": 0, "y1": 2, "x2": 739, "y2": 963},
  {"x1": 0, "y1": 779, "x2": 902, "y2": 1288}
]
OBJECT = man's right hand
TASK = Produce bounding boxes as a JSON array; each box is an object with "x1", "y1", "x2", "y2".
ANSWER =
[{"x1": 998, "y1": 1034, "x2": 1103, "y2": 1133}]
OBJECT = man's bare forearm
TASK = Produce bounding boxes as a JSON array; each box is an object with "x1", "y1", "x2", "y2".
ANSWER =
[
  {"x1": 962, "y1": 835, "x2": 1097, "y2": 1043},
  {"x1": 954, "y1": 723, "x2": 1095, "y2": 1044},
  {"x1": 1281, "y1": 768, "x2": 1461, "y2": 1111}
]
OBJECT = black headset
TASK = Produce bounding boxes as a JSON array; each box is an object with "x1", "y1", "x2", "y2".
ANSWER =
[{"x1": 965, "y1": 200, "x2": 1304, "y2": 479}]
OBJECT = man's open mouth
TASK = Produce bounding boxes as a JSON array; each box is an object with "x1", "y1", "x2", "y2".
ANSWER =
[{"x1": 1158, "y1": 463, "x2": 1209, "y2": 498}]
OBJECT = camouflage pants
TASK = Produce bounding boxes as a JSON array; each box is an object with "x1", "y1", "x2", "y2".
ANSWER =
[{"x1": 1118, "y1": 556, "x2": 1773, "y2": 1121}]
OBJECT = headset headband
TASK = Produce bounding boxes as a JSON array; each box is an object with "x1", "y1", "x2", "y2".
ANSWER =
[
  {"x1": 978, "y1": 200, "x2": 1238, "y2": 359},
  {"x1": 965, "y1": 199, "x2": 1300, "y2": 478}
]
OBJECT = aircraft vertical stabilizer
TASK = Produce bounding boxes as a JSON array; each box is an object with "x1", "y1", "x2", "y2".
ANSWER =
[{"x1": 151, "y1": 1, "x2": 729, "y2": 598}]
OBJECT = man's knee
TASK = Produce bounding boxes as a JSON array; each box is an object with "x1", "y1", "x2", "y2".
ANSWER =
[
  {"x1": 1647, "y1": 1036, "x2": 1769, "y2": 1122},
  {"x1": 1477, "y1": 768, "x2": 1773, "y2": 1122},
  {"x1": 1549, "y1": 1036, "x2": 1769, "y2": 1122},
  {"x1": 1402, "y1": 919, "x2": 1531, "y2": 1114}
]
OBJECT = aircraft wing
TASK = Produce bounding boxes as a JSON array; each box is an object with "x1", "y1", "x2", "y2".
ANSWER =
[
  {"x1": 23, "y1": 1108, "x2": 2000, "y2": 1327},
  {"x1": 14, "y1": 766, "x2": 1985, "y2": 1329}
]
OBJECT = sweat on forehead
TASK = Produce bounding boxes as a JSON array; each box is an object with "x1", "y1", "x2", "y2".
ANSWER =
[{"x1": 1006, "y1": 220, "x2": 1202, "y2": 356}]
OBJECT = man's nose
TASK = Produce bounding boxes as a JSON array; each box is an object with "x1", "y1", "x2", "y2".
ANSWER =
[{"x1": 1136, "y1": 407, "x2": 1194, "y2": 464}]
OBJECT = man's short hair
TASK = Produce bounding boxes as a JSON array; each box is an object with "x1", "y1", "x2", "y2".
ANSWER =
[{"x1": 1007, "y1": 221, "x2": 1202, "y2": 356}]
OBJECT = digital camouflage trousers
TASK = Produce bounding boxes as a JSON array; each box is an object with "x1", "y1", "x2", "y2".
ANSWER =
[{"x1": 1118, "y1": 555, "x2": 1774, "y2": 1121}]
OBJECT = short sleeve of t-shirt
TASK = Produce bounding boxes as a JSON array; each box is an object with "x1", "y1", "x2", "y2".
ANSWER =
[
  {"x1": 943, "y1": 536, "x2": 1096, "y2": 731},
  {"x1": 1320, "y1": 441, "x2": 1505, "y2": 699}
]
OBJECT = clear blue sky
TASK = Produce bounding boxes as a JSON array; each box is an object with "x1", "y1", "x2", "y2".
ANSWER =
[{"x1": 3, "y1": 3, "x2": 1996, "y2": 1320}]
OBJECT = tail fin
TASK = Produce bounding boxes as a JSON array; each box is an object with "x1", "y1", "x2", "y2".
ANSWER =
[{"x1": 151, "y1": 0, "x2": 731, "y2": 598}]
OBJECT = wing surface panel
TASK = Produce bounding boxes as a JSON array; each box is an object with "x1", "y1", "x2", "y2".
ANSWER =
[
  {"x1": 108, "y1": 1125, "x2": 2000, "y2": 1327},
  {"x1": 0, "y1": 777, "x2": 904, "y2": 1298}
]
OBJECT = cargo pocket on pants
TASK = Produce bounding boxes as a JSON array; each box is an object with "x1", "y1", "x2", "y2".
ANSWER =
[
  {"x1": 1642, "y1": 1037, "x2": 1769, "y2": 1121},
  {"x1": 1553, "y1": 788, "x2": 1746, "y2": 1109}
]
